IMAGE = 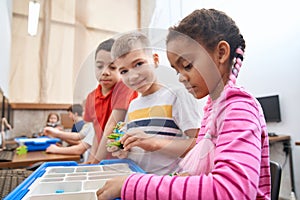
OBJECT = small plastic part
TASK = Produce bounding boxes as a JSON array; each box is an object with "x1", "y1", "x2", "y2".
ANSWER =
[{"x1": 55, "y1": 189, "x2": 64, "y2": 193}]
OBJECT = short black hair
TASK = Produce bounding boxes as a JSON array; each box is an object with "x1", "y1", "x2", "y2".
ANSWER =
[{"x1": 67, "y1": 104, "x2": 83, "y2": 116}]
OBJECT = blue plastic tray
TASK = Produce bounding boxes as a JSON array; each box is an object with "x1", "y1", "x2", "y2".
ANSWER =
[
  {"x1": 14, "y1": 137, "x2": 61, "y2": 151},
  {"x1": 4, "y1": 159, "x2": 145, "y2": 200}
]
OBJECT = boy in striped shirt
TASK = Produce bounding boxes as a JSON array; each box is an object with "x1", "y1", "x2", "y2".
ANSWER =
[{"x1": 107, "y1": 31, "x2": 201, "y2": 175}]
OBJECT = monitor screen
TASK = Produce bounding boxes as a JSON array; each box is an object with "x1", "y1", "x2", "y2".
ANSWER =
[{"x1": 257, "y1": 95, "x2": 281, "y2": 122}]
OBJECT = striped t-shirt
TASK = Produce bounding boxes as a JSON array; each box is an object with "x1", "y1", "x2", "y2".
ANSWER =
[
  {"x1": 121, "y1": 85, "x2": 271, "y2": 199},
  {"x1": 126, "y1": 86, "x2": 201, "y2": 175}
]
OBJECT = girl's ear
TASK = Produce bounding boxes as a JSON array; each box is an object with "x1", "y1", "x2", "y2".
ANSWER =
[
  {"x1": 153, "y1": 53, "x2": 159, "y2": 67},
  {"x1": 216, "y1": 41, "x2": 230, "y2": 64}
]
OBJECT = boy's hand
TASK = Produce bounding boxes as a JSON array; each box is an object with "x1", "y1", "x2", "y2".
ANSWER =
[
  {"x1": 106, "y1": 139, "x2": 120, "y2": 152},
  {"x1": 112, "y1": 149, "x2": 128, "y2": 159},
  {"x1": 96, "y1": 176, "x2": 128, "y2": 200},
  {"x1": 107, "y1": 139, "x2": 128, "y2": 159},
  {"x1": 43, "y1": 127, "x2": 61, "y2": 137},
  {"x1": 45, "y1": 144, "x2": 59, "y2": 153},
  {"x1": 120, "y1": 130, "x2": 157, "y2": 151}
]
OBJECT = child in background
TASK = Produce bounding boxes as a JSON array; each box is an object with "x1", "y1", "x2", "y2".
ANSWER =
[
  {"x1": 106, "y1": 31, "x2": 201, "y2": 175},
  {"x1": 44, "y1": 104, "x2": 85, "y2": 145},
  {"x1": 46, "y1": 101, "x2": 95, "y2": 162},
  {"x1": 67, "y1": 104, "x2": 85, "y2": 133},
  {"x1": 46, "y1": 122, "x2": 95, "y2": 161},
  {"x1": 1, "y1": 117, "x2": 12, "y2": 149},
  {"x1": 45, "y1": 113, "x2": 63, "y2": 130},
  {"x1": 85, "y1": 39, "x2": 138, "y2": 163},
  {"x1": 97, "y1": 9, "x2": 271, "y2": 200}
]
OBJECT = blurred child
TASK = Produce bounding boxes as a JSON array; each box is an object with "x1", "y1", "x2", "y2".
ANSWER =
[
  {"x1": 46, "y1": 101, "x2": 94, "y2": 161},
  {"x1": 44, "y1": 104, "x2": 85, "y2": 145},
  {"x1": 67, "y1": 104, "x2": 85, "y2": 133},
  {"x1": 46, "y1": 121, "x2": 95, "y2": 162},
  {"x1": 106, "y1": 31, "x2": 201, "y2": 175},
  {"x1": 97, "y1": 9, "x2": 271, "y2": 200},
  {"x1": 84, "y1": 39, "x2": 138, "y2": 163},
  {"x1": 1, "y1": 117, "x2": 12, "y2": 149},
  {"x1": 45, "y1": 112, "x2": 63, "y2": 130}
]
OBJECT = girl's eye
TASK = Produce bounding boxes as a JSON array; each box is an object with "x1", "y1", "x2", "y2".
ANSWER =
[
  {"x1": 183, "y1": 63, "x2": 193, "y2": 71},
  {"x1": 120, "y1": 69, "x2": 128, "y2": 75}
]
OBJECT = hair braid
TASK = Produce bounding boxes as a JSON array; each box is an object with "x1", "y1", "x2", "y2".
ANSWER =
[{"x1": 229, "y1": 46, "x2": 244, "y2": 85}]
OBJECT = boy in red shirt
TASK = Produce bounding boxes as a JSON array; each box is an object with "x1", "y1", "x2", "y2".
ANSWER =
[{"x1": 84, "y1": 39, "x2": 138, "y2": 163}]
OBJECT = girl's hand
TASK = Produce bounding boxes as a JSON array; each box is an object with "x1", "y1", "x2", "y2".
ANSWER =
[
  {"x1": 120, "y1": 130, "x2": 157, "y2": 151},
  {"x1": 96, "y1": 176, "x2": 128, "y2": 200}
]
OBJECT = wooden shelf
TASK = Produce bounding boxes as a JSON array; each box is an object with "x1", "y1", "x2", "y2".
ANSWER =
[{"x1": 10, "y1": 103, "x2": 71, "y2": 110}]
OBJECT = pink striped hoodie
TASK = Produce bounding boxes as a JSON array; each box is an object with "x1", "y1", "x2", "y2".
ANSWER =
[{"x1": 121, "y1": 85, "x2": 271, "y2": 200}]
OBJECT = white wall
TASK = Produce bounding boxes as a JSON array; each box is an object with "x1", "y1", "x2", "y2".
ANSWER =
[
  {"x1": 150, "y1": 0, "x2": 300, "y2": 199},
  {"x1": 0, "y1": 0, "x2": 12, "y2": 97}
]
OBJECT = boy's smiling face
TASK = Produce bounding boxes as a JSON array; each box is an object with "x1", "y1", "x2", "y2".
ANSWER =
[
  {"x1": 115, "y1": 49, "x2": 159, "y2": 96},
  {"x1": 95, "y1": 50, "x2": 120, "y2": 94}
]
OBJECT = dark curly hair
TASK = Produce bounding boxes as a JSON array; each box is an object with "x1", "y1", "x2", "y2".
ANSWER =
[{"x1": 167, "y1": 9, "x2": 246, "y2": 62}]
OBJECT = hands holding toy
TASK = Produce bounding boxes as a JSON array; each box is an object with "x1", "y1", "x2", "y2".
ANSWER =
[
  {"x1": 106, "y1": 122, "x2": 128, "y2": 159},
  {"x1": 107, "y1": 122, "x2": 160, "y2": 159}
]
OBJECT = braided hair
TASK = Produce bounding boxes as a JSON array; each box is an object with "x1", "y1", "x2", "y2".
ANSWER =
[{"x1": 167, "y1": 8, "x2": 246, "y2": 85}]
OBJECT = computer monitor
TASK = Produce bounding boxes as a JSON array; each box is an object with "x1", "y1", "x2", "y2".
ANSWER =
[{"x1": 256, "y1": 95, "x2": 281, "y2": 122}]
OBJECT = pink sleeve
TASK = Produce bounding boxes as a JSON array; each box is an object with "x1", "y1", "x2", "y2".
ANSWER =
[{"x1": 121, "y1": 88, "x2": 270, "y2": 200}]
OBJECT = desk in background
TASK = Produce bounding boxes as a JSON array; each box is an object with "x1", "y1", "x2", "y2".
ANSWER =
[
  {"x1": 0, "y1": 151, "x2": 81, "y2": 168},
  {"x1": 269, "y1": 135, "x2": 296, "y2": 197}
]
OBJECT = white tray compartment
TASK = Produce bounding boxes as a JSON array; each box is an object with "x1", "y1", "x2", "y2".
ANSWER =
[
  {"x1": 27, "y1": 191, "x2": 96, "y2": 200},
  {"x1": 88, "y1": 173, "x2": 132, "y2": 180},
  {"x1": 67, "y1": 172, "x2": 86, "y2": 176},
  {"x1": 102, "y1": 163, "x2": 131, "y2": 172},
  {"x1": 75, "y1": 166, "x2": 102, "y2": 172},
  {"x1": 65, "y1": 176, "x2": 87, "y2": 181},
  {"x1": 83, "y1": 179, "x2": 108, "y2": 190},
  {"x1": 46, "y1": 167, "x2": 75, "y2": 174},
  {"x1": 44, "y1": 174, "x2": 65, "y2": 178},
  {"x1": 40, "y1": 178, "x2": 64, "y2": 182},
  {"x1": 30, "y1": 181, "x2": 82, "y2": 195}
]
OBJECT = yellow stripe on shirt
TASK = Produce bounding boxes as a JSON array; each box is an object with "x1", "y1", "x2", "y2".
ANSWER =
[{"x1": 128, "y1": 105, "x2": 172, "y2": 121}]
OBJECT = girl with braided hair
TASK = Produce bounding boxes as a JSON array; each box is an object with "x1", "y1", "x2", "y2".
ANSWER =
[{"x1": 97, "y1": 8, "x2": 271, "y2": 200}]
